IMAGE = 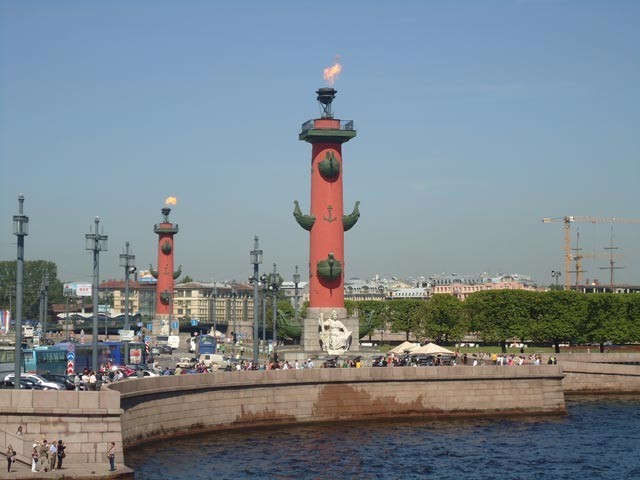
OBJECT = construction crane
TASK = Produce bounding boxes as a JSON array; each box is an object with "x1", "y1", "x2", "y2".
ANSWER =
[
  {"x1": 542, "y1": 216, "x2": 640, "y2": 290},
  {"x1": 568, "y1": 231, "x2": 611, "y2": 287}
]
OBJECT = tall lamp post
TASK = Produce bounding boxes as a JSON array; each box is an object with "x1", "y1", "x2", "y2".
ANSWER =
[
  {"x1": 231, "y1": 286, "x2": 237, "y2": 355},
  {"x1": 85, "y1": 217, "x2": 108, "y2": 372},
  {"x1": 551, "y1": 270, "x2": 562, "y2": 288},
  {"x1": 212, "y1": 282, "x2": 218, "y2": 337},
  {"x1": 13, "y1": 194, "x2": 28, "y2": 389},
  {"x1": 293, "y1": 265, "x2": 300, "y2": 324},
  {"x1": 270, "y1": 263, "x2": 279, "y2": 356},
  {"x1": 120, "y1": 242, "x2": 135, "y2": 362},
  {"x1": 250, "y1": 236, "x2": 262, "y2": 366},
  {"x1": 39, "y1": 273, "x2": 49, "y2": 343},
  {"x1": 261, "y1": 275, "x2": 267, "y2": 347}
]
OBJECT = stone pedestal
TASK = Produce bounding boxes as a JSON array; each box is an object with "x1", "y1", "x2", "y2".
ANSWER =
[{"x1": 152, "y1": 314, "x2": 172, "y2": 338}]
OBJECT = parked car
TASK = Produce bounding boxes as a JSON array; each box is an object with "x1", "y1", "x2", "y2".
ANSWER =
[
  {"x1": 176, "y1": 357, "x2": 197, "y2": 369},
  {"x1": 150, "y1": 346, "x2": 161, "y2": 356},
  {"x1": 161, "y1": 345, "x2": 173, "y2": 355},
  {"x1": 40, "y1": 373, "x2": 76, "y2": 390},
  {"x1": 1, "y1": 378, "x2": 47, "y2": 390},
  {"x1": 2, "y1": 373, "x2": 65, "y2": 390}
]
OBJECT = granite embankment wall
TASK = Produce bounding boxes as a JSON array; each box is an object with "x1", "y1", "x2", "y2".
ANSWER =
[
  {"x1": 107, "y1": 366, "x2": 566, "y2": 447},
  {"x1": 554, "y1": 352, "x2": 640, "y2": 393},
  {"x1": 0, "y1": 390, "x2": 124, "y2": 467}
]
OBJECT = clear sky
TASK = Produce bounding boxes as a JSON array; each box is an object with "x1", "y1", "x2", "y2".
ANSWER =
[{"x1": 1, "y1": 0, "x2": 639, "y2": 288}]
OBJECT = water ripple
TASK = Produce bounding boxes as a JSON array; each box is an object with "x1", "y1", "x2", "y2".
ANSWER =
[{"x1": 126, "y1": 395, "x2": 640, "y2": 480}]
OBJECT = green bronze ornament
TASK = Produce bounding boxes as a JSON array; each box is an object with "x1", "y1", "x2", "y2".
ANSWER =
[
  {"x1": 317, "y1": 253, "x2": 342, "y2": 282},
  {"x1": 318, "y1": 151, "x2": 340, "y2": 180},
  {"x1": 149, "y1": 264, "x2": 158, "y2": 279},
  {"x1": 161, "y1": 240, "x2": 172, "y2": 255},
  {"x1": 293, "y1": 200, "x2": 316, "y2": 231},
  {"x1": 160, "y1": 290, "x2": 171, "y2": 305},
  {"x1": 173, "y1": 265, "x2": 182, "y2": 280},
  {"x1": 343, "y1": 201, "x2": 360, "y2": 231}
]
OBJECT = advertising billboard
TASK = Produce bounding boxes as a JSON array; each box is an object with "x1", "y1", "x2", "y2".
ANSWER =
[{"x1": 63, "y1": 283, "x2": 92, "y2": 297}]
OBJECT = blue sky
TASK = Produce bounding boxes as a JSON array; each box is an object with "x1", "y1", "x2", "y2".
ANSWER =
[{"x1": 1, "y1": 0, "x2": 639, "y2": 287}]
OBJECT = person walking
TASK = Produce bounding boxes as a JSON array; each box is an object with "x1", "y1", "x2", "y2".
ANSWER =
[
  {"x1": 31, "y1": 445, "x2": 39, "y2": 472},
  {"x1": 107, "y1": 442, "x2": 116, "y2": 471},
  {"x1": 38, "y1": 439, "x2": 49, "y2": 472},
  {"x1": 56, "y1": 440, "x2": 66, "y2": 469},
  {"x1": 6, "y1": 444, "x2": 16, "y2": 472},
  {"x1": 49, "y1": 440, "x2": 58, "y2": 470}
]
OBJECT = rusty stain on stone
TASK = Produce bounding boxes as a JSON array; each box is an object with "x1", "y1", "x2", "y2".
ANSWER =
[
  {"x1": 313, "y1": 384, "x2": 430, "y2": 420},
  {"x1": 233, "y1": 404, "x2": 297, "y2": 427}
]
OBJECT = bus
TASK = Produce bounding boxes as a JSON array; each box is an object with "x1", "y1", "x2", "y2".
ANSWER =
[
  {"x1": 56, "y1": 341, "x2": 148, "y2": 373},
  {"x1": 0, "y1": 345, "x2": 16, "y2": 379},
  {"x1": 196, "y1": 335, "x2": 217, "y2": 356},
  {"x1": 23, "y1": 347, "x2": 67, "y2": 375}
]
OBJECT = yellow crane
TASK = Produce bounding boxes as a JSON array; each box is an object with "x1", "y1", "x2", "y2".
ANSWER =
[{"x1": 542, "y1": 216, "x2": 640, "y2": 290}]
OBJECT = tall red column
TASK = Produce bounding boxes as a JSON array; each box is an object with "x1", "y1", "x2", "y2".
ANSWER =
[
  {"x1": 152, "y1": 207, "x2": 179, "y2": 316},
  {"x1": 296, "y1": 88, "x2": 358, "y2": 310}
]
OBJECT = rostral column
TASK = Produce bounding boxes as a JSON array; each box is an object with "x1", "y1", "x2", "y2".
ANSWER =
[
  {"x1": 295, "y1": 87, "x2": 360, "y2": 352},
  {"x1": 151, "y1": 204, "x2": 181, "y2": 336}
]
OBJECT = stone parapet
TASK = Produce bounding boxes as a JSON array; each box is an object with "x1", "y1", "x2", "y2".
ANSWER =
[
  {"x1": 561, "y1": 361, "x2": 640, "y2": 393},
  {"x1": 106, "y1": 365, "x2": 566, "y2": 447},
  {"x1": 0, "y1": 390, "x2": 124, "y2": 468}
]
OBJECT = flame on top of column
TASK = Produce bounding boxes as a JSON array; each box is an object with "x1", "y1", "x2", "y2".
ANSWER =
[
  {"x1": 323, "y1": 57, "x2": 342, "y2": 86},
  {"x1": 165, "y1": 196, "x2": 177, "y2": 206}
]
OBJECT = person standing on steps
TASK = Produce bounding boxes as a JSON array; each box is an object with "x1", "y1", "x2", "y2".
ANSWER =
[
  {"x1": 107, "y1": 442, "x2": 116, "y2": 471},
  {"x1": 6, "y1": 444, "x2": 16, "y2": 472},
  {"x1": 56, "y1": 440, "x2": 66, "y2": 469}
]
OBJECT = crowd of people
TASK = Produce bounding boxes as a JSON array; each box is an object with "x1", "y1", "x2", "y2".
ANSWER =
[{"x1": 29, "y1": 437, "x2": 66, "y2": 473}]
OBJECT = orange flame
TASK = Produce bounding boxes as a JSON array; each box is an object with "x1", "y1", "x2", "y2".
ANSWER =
[
  {"x1": 323, "y1": 57, "x2": 342, "y2": 86},
  {"x1": 165, "y1": 196, "x2": 177, "y2": 206}
]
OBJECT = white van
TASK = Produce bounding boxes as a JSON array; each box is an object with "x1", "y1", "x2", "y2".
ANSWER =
[
  {"x1": 156, "y1": 335, "x2": 180, "y2": 350},
  {"x1": 198, "y1": 353, "x2": 229, "y2": 370}
]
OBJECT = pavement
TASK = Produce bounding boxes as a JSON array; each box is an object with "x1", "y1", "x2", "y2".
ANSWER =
[{"x1": 0, "y1": 458, "x2": 133, "y2": 479}]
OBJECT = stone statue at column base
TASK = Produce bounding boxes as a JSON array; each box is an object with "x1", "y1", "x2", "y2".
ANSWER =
[{"x1": 318, "y1": 310, "x2": 352, "y2": 355}]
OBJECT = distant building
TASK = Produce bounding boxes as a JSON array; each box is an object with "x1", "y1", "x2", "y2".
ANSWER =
[
  {"x1": 279, "y1": 281, "x2": 309, "y2": 308},
  {"x1": 173, "y1": 282, "x2": 255, "y2": 339},
  {"x1": 429, "y1": 273, "x2": 539, "y2": 300}
]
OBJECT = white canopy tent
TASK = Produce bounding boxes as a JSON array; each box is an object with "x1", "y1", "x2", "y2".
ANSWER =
[
  {"x1": 410, "y1": 342, "x2": 455, "y2": 355},
  {"x1": 388, "y1": 341, "x2": 420, "y2": 354}
]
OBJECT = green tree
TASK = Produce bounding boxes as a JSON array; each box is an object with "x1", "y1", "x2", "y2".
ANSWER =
[
  {"x1": 581, "y1": 294, "x2": 630, "y2": 352},
  {"x1": 624, "y1": 295, "x2": 640, "y2": 343},
  {"x1": 0, "y1": 260, "x2": 64, "y2": 320},
  {"x1": 388, "y1": 299, "x2": 424, "y2": 341},
  {"x1": 465, "y1": 290, "x2": 534, "y2": 353},
  {"x1": 417, "y1": 294, "x2": 465, "y2": 344},
  {"x1": 529, "y1": 290, "x2": 585, "y2": 353}
]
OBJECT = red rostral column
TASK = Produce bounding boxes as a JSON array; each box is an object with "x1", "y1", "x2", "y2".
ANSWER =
[
  {"x1": 296, "y1": 87, "x2": 359, "y2": 310},
  {"x1": 152, "y1": 206, "x2": 180, "y2": 317}
]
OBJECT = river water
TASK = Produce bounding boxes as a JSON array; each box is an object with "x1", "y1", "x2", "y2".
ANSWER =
[{"x1": 125, "y1": 395, "x2": 640, "y2": 480}]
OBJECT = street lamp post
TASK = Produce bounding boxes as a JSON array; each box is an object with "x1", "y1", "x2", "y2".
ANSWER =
[
  {"x1": 231, "y1": 286, "x2": 237, "y2": 356},
  {"x1": 261, "y1": 275, "x2": 267, "y2": 347},
  {"x1": 212, "y1": 282, "x2": 217, "y2": 337},
  {"x1": 270, "y1": 263, "x2": 279, "y2": 357},
  {"x1": 39, "y1": 273, "x2": 49, "y2": 343},
  {"x1": 13, "y1": 194, "x2": 29, "y2": 389},
  {"x1": 250, "y1": 236, "x2": 263, "y2": 367},
  {"x1": 85, "y1": 217, "x2": 108, "y2": 372},
  {"x1": 293, "y1": 265, "x2": 300, "y2": 325},
  {"x1": 551, "y1": 270, "x2": 562, "y2": 287},
  {"x1": 119, "y1": 242, "x2": 135, "y2": 363}
]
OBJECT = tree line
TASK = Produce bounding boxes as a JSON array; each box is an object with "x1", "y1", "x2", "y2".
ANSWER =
[
  {"x1": 349, "y1": 290, "x2": 640, "y2": 353},
  {"x1": 0, "y1": 260, "x2": 64, "y2": 320}
]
